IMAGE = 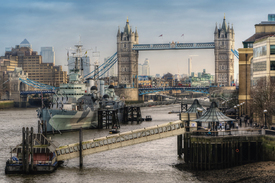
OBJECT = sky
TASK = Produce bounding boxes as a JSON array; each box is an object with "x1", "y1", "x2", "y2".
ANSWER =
[{"x1": 0, "y1": 0, "x2": 275, "y2": 79}]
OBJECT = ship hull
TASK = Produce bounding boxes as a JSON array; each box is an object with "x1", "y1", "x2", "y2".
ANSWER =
[{"x1": 38, "y1": 108, "x2": 99, "y2": 133}]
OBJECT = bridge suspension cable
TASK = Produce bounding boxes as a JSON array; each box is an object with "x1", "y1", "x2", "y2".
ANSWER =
[
  {"x1": 84, "y1": 52, "x2": 117, "y2": 79},
  {"x1": 19, "y1": 78, "x2": 57, "y2": 90},
  {"x1": 231, "y1": 49, "x2": 239, "y2": 59}
]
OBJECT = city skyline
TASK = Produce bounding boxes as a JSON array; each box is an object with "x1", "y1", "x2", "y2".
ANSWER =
[{"x1": 0, "y1": 0, "x2": 274, "y2": 79}]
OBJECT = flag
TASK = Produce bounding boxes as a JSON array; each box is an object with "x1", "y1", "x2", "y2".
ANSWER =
[
  {"x1": 67, "y1": 51, "x2": 69, "y2": 60},
  {"x1": 181, "y1": 34, "x2": 184, "y2": 37},
  {"x1": 159, "y1": 34, "x2": 163, "y2": 37},
  {"x1": 85, "y1": 51, "x2": 87, "y2": 57}
]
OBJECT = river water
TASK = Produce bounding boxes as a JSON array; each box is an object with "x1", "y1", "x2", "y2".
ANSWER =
[{"x1": 0, "y1": 104, "x2": 201, "y2": 183}]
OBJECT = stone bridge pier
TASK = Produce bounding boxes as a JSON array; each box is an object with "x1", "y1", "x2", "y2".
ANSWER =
[{"x1": 8, "y1": 68, "x2": 29, "y2": 107}]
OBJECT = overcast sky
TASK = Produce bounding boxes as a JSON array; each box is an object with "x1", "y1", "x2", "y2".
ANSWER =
[{"x1": 0, "y1": 0, "x2": 274, "y2": 79}]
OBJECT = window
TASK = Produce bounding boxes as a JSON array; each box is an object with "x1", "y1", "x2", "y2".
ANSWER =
[
  {"x1": 271, "y1": 61, "x2": 275, "y2": 70},
  {"x1": 247, "y1": 43, "x2": 253, "y2": 48},
  {"x1": 270, "y1": 45, "x2": 275, "y2": 55}
]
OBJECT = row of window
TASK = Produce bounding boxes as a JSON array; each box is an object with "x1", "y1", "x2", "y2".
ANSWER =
[
  {"x1": 251, "y1": 61, "x2": 275, "y2": 72},
  {"x1": 253, "y1": 45, "x2": 267, "y2": 58}
]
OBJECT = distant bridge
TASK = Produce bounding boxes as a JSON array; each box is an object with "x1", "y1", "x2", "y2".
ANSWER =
[
  {"x1": 20, "y1": 90, "x2": 55, "y2": 95},
  {"x1": 138, "y1": 86, "x2": 211, "y2": 95},
  {"x1": 56, "y1": 120, "x2": 185, "y2": 161}
]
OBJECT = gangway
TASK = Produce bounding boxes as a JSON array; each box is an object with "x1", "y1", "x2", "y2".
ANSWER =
[{"x1": 56, "y1": 120, "x2": 185, "y2": 161}]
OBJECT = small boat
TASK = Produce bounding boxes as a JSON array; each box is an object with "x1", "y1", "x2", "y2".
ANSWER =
[
  {"x1": 109, "y1": 128, "x2": 120, "y2": 134},
  {"x1": 145, "y1": 115, "x2": 152, "y2": 121}
]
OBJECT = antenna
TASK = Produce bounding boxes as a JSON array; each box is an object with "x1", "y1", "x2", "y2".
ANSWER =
[{"x1": 92, "y1": 47, "x2": 100, "y2": 87}]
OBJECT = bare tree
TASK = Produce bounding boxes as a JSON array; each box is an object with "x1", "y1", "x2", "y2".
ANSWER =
[{"x1": 250, "y1": 77, "x2": 275, "y2": 126}]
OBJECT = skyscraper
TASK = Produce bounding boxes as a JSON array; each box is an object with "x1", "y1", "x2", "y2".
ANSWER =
[
  {"x1": 142, "y1": 58, "x2": 150, "y2": 76},
  {"x1": 20, "y1": 39, "x2": 32, "y2": 49},
  {"x1": 188, "y1": 58, "x2": 192, "y2": 76},
  {"x1": 40, "y1": 47, "x2": 55, "y2": 64}
]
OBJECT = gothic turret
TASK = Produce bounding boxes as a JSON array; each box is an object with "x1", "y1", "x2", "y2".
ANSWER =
[
  {"x1": 135, "y1": 27, "x2": 139, "y2": 43},
  {"x1": 214, "y1": 23, "x2": 218, "y2": 34},
  {"x1": 221, "y1": 15, "x2": 227, "y2": 31},
  {"x1": 124, "y1": 17, "x2": 131, "y2": 36},
  {"x1": 117, "y1": 26, "x2": 120, "y2": 37}
]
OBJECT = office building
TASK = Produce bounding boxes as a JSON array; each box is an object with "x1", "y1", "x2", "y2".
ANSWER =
[
  {"x1": 239, "y1": 14, "x2": 275, "y2": 115},
  {"x1": 40, "y1": 47, "x2": 55, "y2": 64},
  {"x1": 0, "y1": 40, "x2": 67, "y2": 96},
  {"x1": 142, "y1": 58, "x2": 150, "y2": 76}
]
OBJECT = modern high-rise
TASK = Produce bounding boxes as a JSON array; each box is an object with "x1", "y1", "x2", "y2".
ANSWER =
[
  {"x1": 188, "y1": 58, "x2": 192, "y2": 76},
  {"x1": 142, "y1": 58, "x2": 150, "y2": 76},
  {"x1": 214, "y1": 16, "x2": 235, "y2": 86},
  {"x1": 40, "y1": 47, "x2": 55, "y2": 64},
  {"x1": 20, "y1": 39, "x2": 32, "y2": 49}
]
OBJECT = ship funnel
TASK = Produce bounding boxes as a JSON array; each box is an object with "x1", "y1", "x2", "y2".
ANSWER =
[{"x1": 100, "y1": 80, "x2": 105, "y2": 97}]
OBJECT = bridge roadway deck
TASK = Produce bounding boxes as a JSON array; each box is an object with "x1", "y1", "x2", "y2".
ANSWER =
[
  {"x1": 127, "y1": 99, "x2": 211, "y2": 108},
  {"x1": 56, "y1": 120, "x2": 185, "y2": 161}
]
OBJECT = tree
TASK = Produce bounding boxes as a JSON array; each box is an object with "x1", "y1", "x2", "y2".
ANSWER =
[{"x1": 250, "y1": 77, "x2": 275, "y2": 126}]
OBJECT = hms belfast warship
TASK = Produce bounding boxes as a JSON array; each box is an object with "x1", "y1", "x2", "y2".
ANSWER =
[{"x1": 36, "y1": 43, "x2": 125, "y2": 133}]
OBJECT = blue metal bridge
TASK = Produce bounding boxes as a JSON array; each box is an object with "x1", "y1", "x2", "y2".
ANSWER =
[
  {"x1": 138, "y1": 87, "x2": 211, "y2": 95},
  {"x1": 132, "y1": 42, "x2": 215, "y2": 51}
]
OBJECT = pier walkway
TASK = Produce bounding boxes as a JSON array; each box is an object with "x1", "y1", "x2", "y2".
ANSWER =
[{"x1": 56, "y1": 120, "x2": 185, "y2": 161}]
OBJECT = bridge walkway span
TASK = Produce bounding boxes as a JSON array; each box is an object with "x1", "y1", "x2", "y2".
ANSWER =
[{"x1": 56, "y1": 120, "x2": 185, "y2": 161}]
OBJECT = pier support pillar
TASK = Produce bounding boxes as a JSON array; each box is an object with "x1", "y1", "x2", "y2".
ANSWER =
[
  {"x1": 177, "y1": 135, "x2": 183, "y2": 158},
  {"x1": 22, "y1": 127, "x2": 26, "y2": 173},
  {"x1": 79, "y1": 128, "x2": 83, "y2": 168},
  {"x1": 30, "y1": 127, "x2": 34, "y2": 172},
  {"x1": 26, "y1": 127, "x2": 29, "y2": 173}
]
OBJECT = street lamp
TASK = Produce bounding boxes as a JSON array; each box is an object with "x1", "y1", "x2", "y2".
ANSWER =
[
  {"x1": 240, "y1": 103, "x2": 244, "y2": 117},
  {"x1": 237, "y1": 104, "x2": 241, "y2": 127},
  {"x1": 264, "y1": 109, "x2": 268, "y2": 129},
  {"x1": 234, "y1": 106, "x2": 237, "y2": 119},
  {"x1": 237, "y1": 104, "x2": 240, "y2": 119}
]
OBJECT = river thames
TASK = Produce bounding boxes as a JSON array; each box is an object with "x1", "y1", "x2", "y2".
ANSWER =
[{"x1": 0, "y1": 104, "x2": 201, "y2": 183}]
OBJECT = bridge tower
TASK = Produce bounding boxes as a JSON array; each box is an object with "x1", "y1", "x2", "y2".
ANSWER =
[
  {"x1": 214, "y1": 15, "x2": 235, "y2": 86},
  {"x1": 8, "y1": 67, "x2": 29, "y2": 107},
  {"x1": 117, "y1": 18, "x2": 139, "y2": 88}
]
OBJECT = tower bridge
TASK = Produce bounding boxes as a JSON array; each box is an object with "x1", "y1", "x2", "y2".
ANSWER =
[
  {"x1": 8, "y1": 16, "x2": 235, "y2": 103},
  {"x1": 115, "y1": 16, "x2": 235, "y2": 101}
]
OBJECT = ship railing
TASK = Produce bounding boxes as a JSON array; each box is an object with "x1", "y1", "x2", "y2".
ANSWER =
[{"x1": 56, "y1": 120, "x2": 185, "y2": 160}]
